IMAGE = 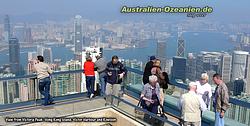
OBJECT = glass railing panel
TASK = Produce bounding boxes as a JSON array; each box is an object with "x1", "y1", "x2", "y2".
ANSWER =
[
  {"x1": 51, "y1": 72, "x2": 82, "y2": 97},
  {"x1": 125, "y1": 67, "x2": 250, "y2": 125},
  {"x1": 113, "y1": 95, "x2": 178, "y2": 126},
  {"x1": 0, "y1": 78, "x2": 34, "y2": 105},
  {"x1": 0, "y1": 70, "x2": 84, "y2": 105},
  {"x1": 225, "y1": 104, "x2": 250, "y2": 125}
]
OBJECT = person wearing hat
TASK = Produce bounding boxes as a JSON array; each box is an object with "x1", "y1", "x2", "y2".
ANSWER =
[
  {"x1": 143, "y1": 56, "x2": 156, "y2": 84},
  {"x1": 84, "y1": 56, "x2": 95, "y2": 99},
  {"x1": 196, "y1": 73, "x2": 212, "y2": 110},
  {"x1": 95, "y1": 54, "x2": 107, "y2": 96},
  {"x1": 178, "y1": 82, "x2": 207, "y2": 126}
]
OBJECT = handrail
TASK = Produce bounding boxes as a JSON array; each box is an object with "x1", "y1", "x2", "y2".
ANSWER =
[
  {"x1": 111, "y1": 95, "x2": 179, "y2": 126},
  {"x1": 0, "y1": 67, "x2": 250, "y2": 109},
  {"x1": 126, "y1": 67, "x2": 250, "y2": 109},
  {"x1": 124, "y1": 88, "x2": 182, "y2": 120},
  {"x1": 0, "y1": 69, "x2": 84, "y2": 81}
]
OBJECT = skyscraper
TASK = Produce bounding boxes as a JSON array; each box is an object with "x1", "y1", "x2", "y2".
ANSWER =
[
  {"x1": 165, "y1": 59, "x2": 173, "y2": 76},
  {"x1": 25, "y1": 27, "x2": 32, "y2": 43},
  {"x1": 27, "y1": 59, "x2": 38, "y2": 100},
  {"x1": 245, "y1": 55, "x2": 250, "y2": 94},
  {"x1": 3, "y1": 15, "x2": 11, "y2": 42},
  {"x1": 9, "y1": 38, "x2": 20, "y2": 75},
  {"x1": 74, "y1": 15, "x2": 83, "y2": 54},
  {"x1": 196, "y1": 51, "x2": 221, "y2": 80},
  {"x1": 53, "y1": 59, "x2": 62, "y2": 70},
  {"x1": 176, "y1": 31, "x2": 185, "y2": 57},
  {"x1": 14, "y1": 25, "x2": 26, "y2": 42},
  {"x1": 37, "y1": 45, "x2": 44, "y2": 56},
  {"x1": 43, "y1": 47, "x2": 53, "y2": 63},
  {"x1": 172, "y1": 56, "x2": 187, "y2": 82},
  {"x1": 28, "y1": 52, "x2": 37, "y2": 61},
  {"x1": 219, "y1": 53, "x2": 232, "y2": 83},
  {"x1": 156, "y1": 39, "x2": 167, "y2": 71},
  {"x1": 19, "y1": 81, "x2": 28, "y2": 102},
  {"x1": 233, "y1": 79, "x2": 245, "y2": 96},
  {"x1": 66, "y1": 60, "x2": 82, "y2": 94},
  {"x1": 231, "y1": 51, "x2": 249, "y2": 81},
  {"x1": 0, "y1": 80, "x2": 8, "y2": 104},
  {"x1": 0, "y1": 73, "x2": 17, "y2": 104},
  {"x1": 52, "y1": 60, "x2": 81, "y2": 96}
]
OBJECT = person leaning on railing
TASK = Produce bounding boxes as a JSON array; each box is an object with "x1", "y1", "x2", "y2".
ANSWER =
[
  {"x1": 95, "y1": 54, "x2": 107, "y2": 96},
  {"x1": 34, "y1": 55, "x2": 55, "y2": 106}
]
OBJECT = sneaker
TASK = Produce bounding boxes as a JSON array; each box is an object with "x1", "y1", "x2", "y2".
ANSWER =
[{"x1": 90, "y1": 94, "x2": 94, "y2": 99}]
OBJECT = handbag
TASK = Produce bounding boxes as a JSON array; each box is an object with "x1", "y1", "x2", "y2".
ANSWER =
[{"x1": 134, "y1": 98, "x2": 145, "y2": 119}]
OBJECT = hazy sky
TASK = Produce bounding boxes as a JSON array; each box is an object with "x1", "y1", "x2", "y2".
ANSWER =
[{"x1": 0, "y1": 0, "x2": 249, "y2": 23}]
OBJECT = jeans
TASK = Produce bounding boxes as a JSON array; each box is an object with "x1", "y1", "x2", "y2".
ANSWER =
[
  {"x1": 215, "y1": 112, "x2": 224, "y2": 126},
  {"x1": 39, "y1": 77, "x2": 53, "y2": 105},
  {"x1": 86, "y1": 76, "x2": 95, "y2": 96},
  {"x1": 99, "y1": 72, "x2": 107, "y2": 96}
]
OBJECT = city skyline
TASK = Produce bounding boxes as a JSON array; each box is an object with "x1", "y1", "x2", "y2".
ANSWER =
[
  {"x1": 0, "y1": 0, "x2": 249, "y2": 23},
  {"x1": 0, "y1": 1, "x2": 249, "y2": 125}
]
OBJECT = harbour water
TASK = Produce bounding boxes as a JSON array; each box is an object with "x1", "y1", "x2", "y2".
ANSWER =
[{"x1": 0, "y1": 31, "x2": 235, "y2": 69}]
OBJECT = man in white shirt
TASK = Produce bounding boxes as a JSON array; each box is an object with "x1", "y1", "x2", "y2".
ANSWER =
[
  {"x1": 178, "y1": 82, "x2": 207, "y2": 126},
  {"x1": 34, "y1": 55, "x2": 54, "y2": 106},
  {"x1": 196, "y1": 73, "x2": 212, "y2": 110}
]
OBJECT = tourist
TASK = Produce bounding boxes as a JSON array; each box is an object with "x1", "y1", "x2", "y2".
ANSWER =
[
  {"x1": 84, "y1": 56, "x2": 95, "y2": 99},
  {"x1": 106, "y1": 55, "x2": 127, "y2": 106},
  {"x1": 196, "y1": 73, "x2": 212, "y2": 110},
  {"x1": 212, "y1": 73, "x2": 230, "y2": 126},
  {"x1": 95, "y1": 55, "x2": 107, "y2": 96},
  {"x1": 143, "y1": 56, "x2": 156, "y2": 84},
  {"x1": 34, "y1": 55, "x2": 54, "y2": 106},
  {"x1": 140, "y1": 75, "x2": 162, "y2": 114},
  {"x1": 178, "y1": 82, "x2": 207, "y2": 126}
]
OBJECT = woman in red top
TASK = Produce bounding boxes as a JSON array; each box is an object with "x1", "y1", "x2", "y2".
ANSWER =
[{"x1": 84, "y1": 56, "x2": 95, "y2": 98}]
